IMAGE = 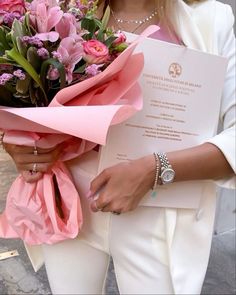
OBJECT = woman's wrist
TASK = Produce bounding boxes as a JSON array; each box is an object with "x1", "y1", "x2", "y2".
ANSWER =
[{"x1": 140, "y1": 154, "x2": 159, "y2": 190}]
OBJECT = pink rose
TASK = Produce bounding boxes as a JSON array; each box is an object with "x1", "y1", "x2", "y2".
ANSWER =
[
  {"x1": 113, "y1": 31, "x2": 126, "y2": 45},
  {"x1": 83, "y1": 40, "x2": 109, "y2": 64},
  {"x1": 0, "y1": 0, "x2": 26, "y2": 14}
]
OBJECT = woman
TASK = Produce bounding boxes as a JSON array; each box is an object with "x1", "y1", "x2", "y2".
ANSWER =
[{"x1": 3, "y1": 0, "x2": 235, "y2": 294}]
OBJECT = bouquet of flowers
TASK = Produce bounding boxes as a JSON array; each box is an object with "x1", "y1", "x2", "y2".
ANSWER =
[
  {"x1": 0, "y1": 0, "x2": 128, "y2": 107},
  {"x1": 0, "y1": 0, "x2": 157, "y2": 245}
]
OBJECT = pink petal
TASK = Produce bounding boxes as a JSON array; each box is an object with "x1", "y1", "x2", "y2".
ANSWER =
[
  {"x1": 36, "y1": 31, "x2": 59, "y2": 42},
  {"x1": 55, "y1": 13, "x2": 77, "y2": 39},
  {"x1": 36, "y1": 3, "x2": 47, "y2": 33},
  {"x1": 47, "y1": 6, "x2": 63, "y2": 31}
]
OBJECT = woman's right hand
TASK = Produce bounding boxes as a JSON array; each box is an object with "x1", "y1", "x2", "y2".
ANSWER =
[{"x1": 3, "y1": 143, "x2": 62, "y2": 183}]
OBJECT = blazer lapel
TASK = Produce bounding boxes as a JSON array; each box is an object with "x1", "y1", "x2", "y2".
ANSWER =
[{"x1": 172, "y1": 0, "x2": 215, "y2": 53}]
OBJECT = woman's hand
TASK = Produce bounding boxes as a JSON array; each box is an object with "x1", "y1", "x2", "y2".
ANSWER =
[
  {"x1": 4, "y1": 143, "x2": 62, "y2": 183},
  {"x1": 89, "y1": 155, "x2": 156, "y2": 214}
]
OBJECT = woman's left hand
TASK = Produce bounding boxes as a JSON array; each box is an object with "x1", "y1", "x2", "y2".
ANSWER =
[{"x1": 88, "y1": 155, "x2": 155, "y2": 214}]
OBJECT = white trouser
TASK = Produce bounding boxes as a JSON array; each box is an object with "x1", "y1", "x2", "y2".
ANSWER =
[
  {"x1": 42, "y1": 156, "x2": 216, "y2": 294},
  {"x1": 43, "y1": 207, "x2": 174, "y2": 294}
]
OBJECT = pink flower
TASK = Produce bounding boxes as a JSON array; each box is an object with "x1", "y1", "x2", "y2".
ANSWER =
[
  {"x1": 0, "y1": 0, "x2": 26, "y2": 14},
  {"x1": 83, "y1": 40, "x2": 109, "y2": 64},
  {"x1": 113, "y1": 31, "x2": 126, "y2": 45},
  {"x1": 55, "y1": 37, "x2": 84, "y2": 83},
  {"x1": 55, "y1": 13, "x2": 77, "y2": 39},
  {"x1": 29, "y1": 0, "x2": 63, "y2": 34},
  {"x1": 47, "y1": 66, "x2": 60, "y2": 80}
]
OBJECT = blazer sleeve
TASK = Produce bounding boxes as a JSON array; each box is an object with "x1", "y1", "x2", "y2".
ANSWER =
[{"x1": 206, "y1": 3, "x2": 236, "y2": 188}]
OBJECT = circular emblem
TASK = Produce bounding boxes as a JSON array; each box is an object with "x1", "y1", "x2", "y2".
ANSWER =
[{"x1": 168, "y1": 63, "x2": 182, "y2": 78}]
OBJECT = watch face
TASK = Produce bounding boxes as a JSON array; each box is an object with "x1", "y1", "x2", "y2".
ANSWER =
[{"x1": 161, "y1": 168, "x2": 175, "y2": 184}]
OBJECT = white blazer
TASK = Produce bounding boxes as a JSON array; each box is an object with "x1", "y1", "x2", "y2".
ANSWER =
[{"x1": 24, "y1": 0, "x2": 236, "y2": 284}]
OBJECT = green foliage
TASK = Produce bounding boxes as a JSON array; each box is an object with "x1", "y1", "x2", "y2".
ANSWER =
[
  {"x1": 26, "y1": 47, "x2": 41, "y2": 70},
  {"x1": 40, "y1": 58, "x2": 66, "y2": 90},
  {"x1": 23, "y1": 13, "x2": 33, "y2": 36},
  {"x1": 101, "y1": 5, "x2": 111, "y2": 30},
  {"x1": 74, "y1": 63, "x2": 87, "y2": 74},
  {"x1": 81, "y1": 17, "x2": 100, "y2": 37},
  {"x1": 104, "y1": 36, "x2": 117, "y2": 48},
  {"x1": 113, "y1": 42, "x2": 129, "y2": 52},
  {"x1": 0, "y1": 27, "x2": 11, "y2": 53},
  {"x1": 16, "y1": 73, "x2": 31, "y2": 95},
  {"x1": 6, "y1": 47, "x2": 47, "y2": 100},
  {"x1": 10, "y1": 19, "x2": 27, "y2": 51}
]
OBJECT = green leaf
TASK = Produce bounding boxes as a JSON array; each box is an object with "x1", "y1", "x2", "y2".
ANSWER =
[
  {"x1": 16, "y1": 73, "x2": 31, "y2": 94},
  {"x1": 74, "y1": 63, "x2": 87, "y2": 74},
  {"x1": 94, "y1": 19, "x2": 103, "y2": 29},
  {"x1": 104, "y1": 36, "x2": 117, "y2": 48},
  {"x1": 0, "y1": 56, "x2": 19, "y2": 66},
  {"x1": 10, "y1": 19, "x2": 27, "y2": 50},
  {"x1": 113, "y1": 42, "x2": 129, "y2": 52},
  {"x1": 27, "y1": 47, "x2": 41, "y2": 70},
  {"x1": 40, "y1": 58, "x2": 66, "y2": 90},
  {"x1": 23, "y1": 13, "x2": 32, "y2": 36},
  {"x1": 81, "y1": 18, "x2": 98, "y2": 36},
  {"x1": 82, "y1": 33, "x2": 93, "y2": 41},
  {"x1": 101, "y1": 5, "x2": 111, "y2": 29},
  {"x1": 96, "y1": 28, "x2": 105, "y2": 42},
  {"x1": 6, "y1": 47, "x2": 47, "y2": 99},
  {"x1": 0, "y1": 27, "x2": 11, "y2": 51},
  {"x1": 16, "y1": 36, "x2": 27, "y2": 56}
]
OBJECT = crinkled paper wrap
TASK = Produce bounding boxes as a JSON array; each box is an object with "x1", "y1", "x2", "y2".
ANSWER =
[{"x1": 0, "y1": 26, "x2": 159, "y2": 245}]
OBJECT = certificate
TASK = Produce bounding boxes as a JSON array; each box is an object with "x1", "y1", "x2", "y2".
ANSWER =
[{"x1": 98, "y1": 35, "x2": 228, "y2": 209}]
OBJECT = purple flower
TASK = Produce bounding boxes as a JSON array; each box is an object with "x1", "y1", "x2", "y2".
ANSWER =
[
  {"x1": 21, "y1": 36, "x2": 31, "y2": 43},
  {"x1": 13, "y1": 69, "x2": 26, "y2": 80},
  {"x1": 0, "y1": 73, "x2": 13, "y2": 85},
  {"x1": 76, "y1": 1, "x2": 87, "y2": 11},
  {"x1": 3, "y1": 11, "x2": 21, "y2": 26},
  {"x1": 21, "y1": 36, "x2": 44, "y2": 48},
  {"x1": 85, "y1": 64, "x2": 103, "y2": 77},
  {"x1": 37, "y1": 47, "x2": 50, "y2": 59}
]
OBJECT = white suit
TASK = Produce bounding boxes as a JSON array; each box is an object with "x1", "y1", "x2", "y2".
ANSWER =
[{"x1": 24, "y1": 1, "x2": 236, "y2": 294}]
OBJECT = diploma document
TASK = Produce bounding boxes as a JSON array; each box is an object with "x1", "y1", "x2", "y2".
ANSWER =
[{"x1": 98, "y1": 35, "x2": 228, "y2": 209}]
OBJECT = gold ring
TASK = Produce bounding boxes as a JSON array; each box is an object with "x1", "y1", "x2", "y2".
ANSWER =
[
  {"x1": 94, "y1": 200, "x2": 103, "y2": 212},
  {"x1": 32, "y1": 163, "x2": 37, "y2": 174},
  {"x1": 0, "y1": 132, "x2": 5, "y2": 149},
  {"x1": 33, "y1": 145, "x2": 38, "y2": 156},
  {"x1": 111, "y1": 211, "x2": 121, "y2": 215}
]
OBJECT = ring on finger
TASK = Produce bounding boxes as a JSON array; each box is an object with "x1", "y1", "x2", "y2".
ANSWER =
[
  {"x1": 31, "y1": 163, "x2": 38, "y2": 174},
  {"x1": 94, "y1": 200, "x2": 103, "y2": 212},
  {"x1": 0, "y1": 132, "x2": 5, "y2": 150},
  {"x1": 111, "y1": 211, "x2": 121, "y2": 215},
  {"x1": 33, "y1": 145, "x2": 38, "y2": 156}
]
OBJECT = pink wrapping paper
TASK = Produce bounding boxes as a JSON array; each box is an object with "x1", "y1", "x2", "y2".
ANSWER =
[{"x1": 0, "y1": 25, "x2": 159, "y2": 245}]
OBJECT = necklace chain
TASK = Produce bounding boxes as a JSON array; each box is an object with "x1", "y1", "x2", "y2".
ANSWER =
[
  {"x1": 109, "y1": 4, "x2": 158, "y2": 34},
  {"x1": 110, "y1": 8, "x2": 158, "y2": 25}
]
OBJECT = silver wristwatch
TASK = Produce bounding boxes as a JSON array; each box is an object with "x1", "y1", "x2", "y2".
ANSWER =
[{"x1": 157, "y1": 153, "x2": 175, "y2": 185}]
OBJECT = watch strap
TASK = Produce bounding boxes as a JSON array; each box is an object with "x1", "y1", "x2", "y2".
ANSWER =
[
  {"x1": 157, "y1": 152, "x2": 171, "y2": 170},
  {"x1": 157, "y1": 152, "x2": 175, "y2": 184}
]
